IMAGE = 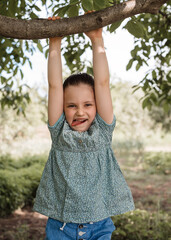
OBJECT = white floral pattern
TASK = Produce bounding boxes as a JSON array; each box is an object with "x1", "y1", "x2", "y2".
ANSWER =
[{"x1": 33, "y1": 113, "x2": 134, "y2": 223}]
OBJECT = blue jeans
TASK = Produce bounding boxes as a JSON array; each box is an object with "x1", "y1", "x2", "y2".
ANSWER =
[{"x1": 45, "y1": 217, "x2": 115, "y2": 240}]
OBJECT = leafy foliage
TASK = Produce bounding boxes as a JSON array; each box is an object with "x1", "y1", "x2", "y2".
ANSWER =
[
  {"x1": 111, "y1": 209, "x2": 171, "y2": 240},
  {"x1": 142, "y1": 152, "x2": 171, "y2": 174},
  {"x1": 0, "y1": 0, "x2": 170, "y2": 117},
  {"x1": 127, "y1": 4, "x2": 171, "y2": 114},
  {"x1": 0, "y1": 0, "x2": 47, "y2": 114},
  {"x1": 0, "y1": 154, "x2": 46, "y2": 217},
  {"x1": 148, "y1": 105, "x2": 171, "y2": 131}
]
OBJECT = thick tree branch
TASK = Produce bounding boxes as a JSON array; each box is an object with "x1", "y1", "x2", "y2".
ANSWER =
[{"x1": 0, "y1": 0, "x2": 168, "y2": 39}]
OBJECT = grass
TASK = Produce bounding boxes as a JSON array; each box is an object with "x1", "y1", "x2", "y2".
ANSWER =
[
  {"x1": 0, "y1": 85, "x2": 170, "y2": 239},
  {"x1": 0, "y1": 147, "x2": 170, "y2": 239},
  {"x1": 114, "y1": 150, "x2": 171, "y2": 214}
]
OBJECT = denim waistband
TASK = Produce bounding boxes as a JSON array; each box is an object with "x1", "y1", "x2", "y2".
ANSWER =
[{"x1": 58, "y1": 217, "x2": 110, "y2": 230}]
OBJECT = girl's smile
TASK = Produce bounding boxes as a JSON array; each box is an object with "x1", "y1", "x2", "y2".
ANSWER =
[{"x1": 64, "y1": 83, "x2": 96, "y2": 132}]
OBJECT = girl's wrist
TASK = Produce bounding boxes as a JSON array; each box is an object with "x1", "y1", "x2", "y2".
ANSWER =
[
  {"x1": 90, "y1": 36, "x2": 103, "y2": 42},
  {"x1": 49, "y1": 37, "x2": 62, "y2": 44},
  {"x1": 91, "y1": 37, "x2": 104, "y2": 47},
  {"x1": 49, "y1": 38, "x2": 62, "y2": 50}
]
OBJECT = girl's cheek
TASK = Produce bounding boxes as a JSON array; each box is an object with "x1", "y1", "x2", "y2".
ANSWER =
[{"x1": 67, "y1": 110, "x2": 74, "y2": 119}]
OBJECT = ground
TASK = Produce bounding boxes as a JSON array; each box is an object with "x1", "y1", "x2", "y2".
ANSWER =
[
  {"x1": 0, "y1": 125, "x2": 170, "y2": 240},
  {"x1": 0, "y1": 207, "x2": 47, "y2": 240},
  {"x1": 0, "y1": 176, "x2": 170, "y2": 240}
]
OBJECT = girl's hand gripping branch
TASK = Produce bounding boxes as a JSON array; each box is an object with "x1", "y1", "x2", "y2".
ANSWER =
[
  {"x1": 85, "y1": 28, "x2": 114, "y2": 124},
  {"x1": 48, "y1": 17, "x2": 63, "y2": 126}
]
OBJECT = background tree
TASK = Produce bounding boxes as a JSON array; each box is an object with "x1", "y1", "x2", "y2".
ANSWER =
[{"x1": 0, "y1": 0, "x2": 170, "y2": 119}]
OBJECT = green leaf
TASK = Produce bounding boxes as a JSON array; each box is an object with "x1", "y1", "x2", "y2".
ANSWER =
[
  {"x1": 14, "y1": 67, "x2": 18, "y2": 76},
  {"x1": 131, "y1": 45, "x2": 139, "y2": 57},
  {"x1": 109, "y1": 20, "x2": 123, "y2": 33},
  {"x1": 42, "y1": 0, "x2": 46, "y2": 5},
  {"x1": 132, "y1": 85, "x2": 141, "y2": 94},
  {"x1": 87, "y1": 66, "x2": 93, "y2": 75},
  {"x1": 30, "y1": 12, "x2": 38, "y2": 19},
  {"x1": 20, "y1": 70, "x2": 24, "y2": 79},
  {"x1": 54, "y1": 5, "x2": 70, "y2": 17},
  {"x1": 126, "y1": 59, "x2": 134, "y2": 71},
  {"x1": 143, "y1": 81, "x2": 149, "y2": 91},
  {"x1": 82, "y1": 0, "x2": 93, "y2": 11},
  {"x1": 124, "y1": 20, "x2": 146, "y2": 38},
  {"x1": 163, "y1": 102, "x2": 170, "y2": 113},
  {"x1": 34, "y1": 5, "x2": 41, "y2": 12},
  {"x1": 152, "y1": 70, "x2": 157, "y2": 79},
  {"x1": 70, "y1": 0, "x2": 80, "y2": 4},
  {"x1": 93, "y1": 0, "x2": 105, "y2": 10},
  {"x1": 136, "y1": 63, "x2": 141, "y2": 71},
  {"x1": 45, "y1": 49, "x2": 49, "y2": 59},
  {"x1": 105, "y1": 0, "x2": 112, "y2": 7},
  {"x1": 150, "y1": 92, "x2": 157, "y2": 103},
  {"x1": 28, "y1": 60, "x2": 32, "y2": 69},
  {"x1": 37, "y1": 42, "x2": 43, "y2": 53},
  {"x1": 68, "y1": 5, "x2": 79, "y2": 17},
  {"x1": 8, "y1": 0, "x2": 16, "y2": 17},
  {"x1": 1, "y1": 76, "x2": 6, "y2": 84},
  {"x1": 142, "y1": 97, "x2": 149, "y2": 109}
]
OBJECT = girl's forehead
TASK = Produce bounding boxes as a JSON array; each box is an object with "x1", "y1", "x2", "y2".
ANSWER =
[{"x1": 64, "y1": 84, "x2": 95, "y2": 101}]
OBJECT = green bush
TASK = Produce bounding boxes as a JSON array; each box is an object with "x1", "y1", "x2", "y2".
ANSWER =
[
  {"x1": 142, "y1": 152, "x2": 171, "y2": 174},
  {"x1": 0, "y1": 154, "x2": 47, "y2": 170},
  {"x1": 113, "y1": 139, "x2": 144, "y2": 154},
  {"x1": 111, "y1": 209, "x2": 171, "y2": 240},
  {"x1": 0, "y1": 154, "x2": 46, "y2": 217}
]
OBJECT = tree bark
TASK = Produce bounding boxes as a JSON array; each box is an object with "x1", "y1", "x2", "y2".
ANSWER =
[{"x1": 0, "y1": 0, "x2": 168, "y2": 39}]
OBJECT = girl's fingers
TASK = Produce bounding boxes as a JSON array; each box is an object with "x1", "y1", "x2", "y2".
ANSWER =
[
  {"x1": 84, "y1": 10, "x2": 95, "y2": 14},
  {"x1": 48, "y1": 16, "x2": 61, "y2": 21}
]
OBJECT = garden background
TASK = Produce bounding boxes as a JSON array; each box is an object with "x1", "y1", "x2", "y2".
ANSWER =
[
  {"x1": 0, "y1": 1, "x2": 170, "y2": 238},
  {"x1": 0, "y1": 79, "x2": 170, "y2": 240}
]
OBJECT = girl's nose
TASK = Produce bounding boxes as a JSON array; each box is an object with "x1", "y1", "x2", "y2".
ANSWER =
[{"x1": 77, "y1": 108, "x2": 84, "y2": 115}]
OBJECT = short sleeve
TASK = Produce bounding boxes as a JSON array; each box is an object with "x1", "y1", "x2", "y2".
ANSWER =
[
  {"x1": 96, "y1": 113, "x2": 116, "y2": 131},
  {"x1": 48, "y1": 113, "x2": 65, "y2": 142},
  {"x1": 96, "y1": 113, "x2": 116, "y2": 142}
]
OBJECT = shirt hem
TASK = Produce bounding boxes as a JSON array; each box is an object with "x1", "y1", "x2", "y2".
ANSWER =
[{"x1": 33, "y1": 205, "x2": 135, "y2": 223}]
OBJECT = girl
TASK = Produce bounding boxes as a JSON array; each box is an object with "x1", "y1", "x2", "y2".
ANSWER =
[{"x1": 33, "y1": 18, "x2": 134, "y2": 240}]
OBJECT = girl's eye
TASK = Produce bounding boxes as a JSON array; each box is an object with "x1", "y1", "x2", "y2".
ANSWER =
[
  {"x1": 68, "y1": 105, "x2": 76, "y2": 108},
  {"x1": 85, "y1": 104, "x2": 92, "y2": 107}
]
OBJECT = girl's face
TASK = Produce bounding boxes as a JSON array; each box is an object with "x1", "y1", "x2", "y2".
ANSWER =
[{"x1": 64, "y1": 83, "x2": 96, "y2": 132}]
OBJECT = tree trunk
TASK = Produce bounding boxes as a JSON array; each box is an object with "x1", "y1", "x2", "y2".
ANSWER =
[{"x1": 0, "y1": 0, "x2": 168, "y2": 39}]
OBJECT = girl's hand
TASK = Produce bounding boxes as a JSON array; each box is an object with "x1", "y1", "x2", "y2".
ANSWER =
[
  {"x1": 84, "y1": 11, "x2": 103, "y2": 41},
  {"x1": 48, "y1": 16, "x2": 62, "y2": 41},
  {"x1": 48, "y1": 16, "x2": 61, "y2": 20},
  {"x1": 85, "y1": 28, "x2": 103, "y2": 41}
]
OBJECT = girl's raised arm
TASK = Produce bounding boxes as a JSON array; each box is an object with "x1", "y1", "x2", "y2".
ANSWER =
[
  {"x1": 85, "y1": 28, "x2": 113, "y2": 124},
  {"x1": 48, "y1": 35, "x2": 63, "y2": 126}
]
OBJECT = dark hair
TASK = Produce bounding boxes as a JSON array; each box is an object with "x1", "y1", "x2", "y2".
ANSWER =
[{"x1": 63, "y1": 73, "x2": 94, "y2": 91}]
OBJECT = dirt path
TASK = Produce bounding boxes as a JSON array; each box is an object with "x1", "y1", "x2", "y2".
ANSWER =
[
  {"x1": 0, "y1": 208, "x2": 47, "y2": 240},
  {"x1": 0, "y1": 180, "x2": 170, "y2": 240}
]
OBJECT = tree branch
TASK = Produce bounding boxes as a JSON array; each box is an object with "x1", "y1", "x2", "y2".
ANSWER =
[{"x1": 0, "y1": 0, "x2": 168, "y2": 39}]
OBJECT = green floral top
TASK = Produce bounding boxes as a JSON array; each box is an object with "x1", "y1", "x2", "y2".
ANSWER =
[{"x1": 33, "y1": 113, "x2": 134, "y2": 223}]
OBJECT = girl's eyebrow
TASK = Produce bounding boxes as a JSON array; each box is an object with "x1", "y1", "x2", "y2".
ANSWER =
[
  {"x1": 84, "y1": 101, "x2": 94, "y2": 103},
  {"x1": 66, "y1": 101, "x2": 94, "y2": 104},
  {"x1": 66, "y1": 102, "x2": 76, "y2": 105}
]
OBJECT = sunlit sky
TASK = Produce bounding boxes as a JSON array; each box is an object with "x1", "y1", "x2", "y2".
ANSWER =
[
  {"x1": 23, "y1": 26, "x2": 151, "y2": 89},
  {"x1": 22, "y1": 2, "x2": 153, "y2": 90}
]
